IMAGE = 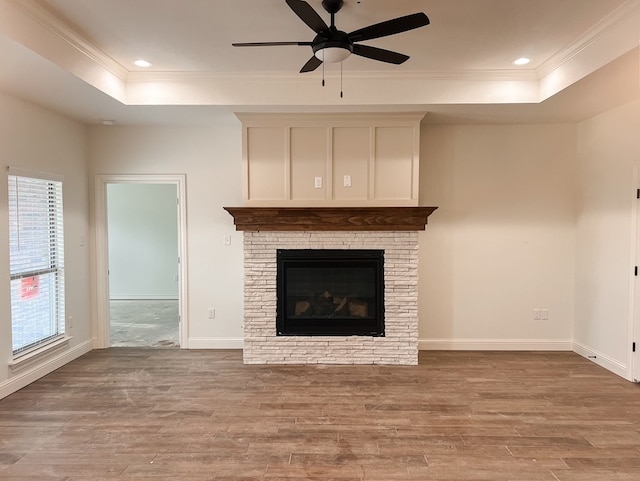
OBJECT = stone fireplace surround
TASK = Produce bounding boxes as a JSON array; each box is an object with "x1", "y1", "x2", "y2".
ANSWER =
[{"x1": 225, "y1": 207, "x2": 436, "y2": 365}]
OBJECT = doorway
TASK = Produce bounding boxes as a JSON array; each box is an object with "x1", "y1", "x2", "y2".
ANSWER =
[
  {"x1": 94, "y1": 175, "x2": 188, "y2": 348},
  {"x1": 107, "y1": 183, "x2": 179, "y2": 347}
]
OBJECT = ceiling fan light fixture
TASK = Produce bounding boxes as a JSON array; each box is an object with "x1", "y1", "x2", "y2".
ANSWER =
[
  {"x1": 232, "y1": 0, "x2": 430, "y2": 74},
  {"x1": 315, "y1": 45, "x2": 351, "y2": 63}
]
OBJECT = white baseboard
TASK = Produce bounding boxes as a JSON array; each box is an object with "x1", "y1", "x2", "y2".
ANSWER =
[
  {"x1": 0, "y1": 339, "x2": 93, "y2": 400},
  {"x1": 572, "y1": 341, "x2": 629, "y2": 380},
  {"x1": 109, "y1": 296, "x2": 179, "y2": 300},
  {"x1": 419, "y1": 338, "x2": 573, "y2": 351},
  {"x1": 185, "y1": 338, "x2": 243, "y2": 349}
]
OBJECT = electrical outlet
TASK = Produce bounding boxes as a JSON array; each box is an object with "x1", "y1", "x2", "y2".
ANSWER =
[
  {"x1": 314, "y1": 176, "x2": 323, "y2": 189},
  {"x1": 208, "y1": 308, "x2": 215, "y2": 319},
  {"x1": 540, "y1": 309, "x2": 549, "y2": 320},
  {"x1": 68, "y1": 315, "x2": 73, "y2": 329},
  {"x1": 533, "y1": 309, "x2": 541, "y2": 320},
  {"x1": 344, "y1": 175, "x2": 352, "y2": 187}
]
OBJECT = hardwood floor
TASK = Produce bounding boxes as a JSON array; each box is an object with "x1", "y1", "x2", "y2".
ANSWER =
[{"x1": 0, "y1": 349, "x2": 639, "y2": 480}]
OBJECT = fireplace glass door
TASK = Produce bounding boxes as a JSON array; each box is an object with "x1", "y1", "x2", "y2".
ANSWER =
[{"x1": 276, "y1": 249, "x2": 384, "y2": 336}]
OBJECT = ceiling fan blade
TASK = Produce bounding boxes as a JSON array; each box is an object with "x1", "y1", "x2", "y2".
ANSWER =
[
  {"x1": 286, "y1": 0, "x2": 329, "y2": 34},
  {"x1": 300, "y1": 56, "x2": 323, "y2": 73},
  {"x1": 348, "y1": 12, "x2": 429, "y2": 42},
  {"x1": 352, "y1": 44, "x2": 409, "y2": 65},
  {"x1": 233, "y1": 41, "x2": 312, "y2": 47}
]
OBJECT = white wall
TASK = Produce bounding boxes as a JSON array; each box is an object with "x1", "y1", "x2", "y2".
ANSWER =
[
  {"x1": 0, "y1": 91, "x2": 92, "y2": 399},
  {"x1": 574, "y1": 97, "x2": 640, "y2": 379},
  {"x1": 1, "y1": 89, "x2": 637, "y2": 397},
  {"x1": 419, "y1": 123, "x2": 577, "y2": 349},
  {"x1": 88, "y1": 118, "x2": 582, "y2": 353},
  {"x1": 84, "y1": 105, "x2": 639, "y2": 382},
  {"x1": 89, "y1": 121, "x2": 244, "y2": 347},
  {"x1": 107, "y1": 183, "x2": 178, "y2": 299}
]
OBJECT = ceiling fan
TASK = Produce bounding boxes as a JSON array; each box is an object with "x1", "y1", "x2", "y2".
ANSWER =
[{"x1": 232, "y1": 0, "x2": 430, "y2": 73}]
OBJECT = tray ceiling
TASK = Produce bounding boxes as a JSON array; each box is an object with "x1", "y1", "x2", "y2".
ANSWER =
[{"x1": 0, "y1": 0, "x2": 638, "y2": 124}]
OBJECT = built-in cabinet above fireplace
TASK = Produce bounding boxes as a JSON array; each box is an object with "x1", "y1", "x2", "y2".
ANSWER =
[{"x1": 236, "y1": 113, "x2": 425, "y2": 207}]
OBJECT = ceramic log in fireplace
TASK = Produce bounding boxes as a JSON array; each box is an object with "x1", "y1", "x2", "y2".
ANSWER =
[{"x1": 276, "y1": 249, "x2": 384, "y2": 337}]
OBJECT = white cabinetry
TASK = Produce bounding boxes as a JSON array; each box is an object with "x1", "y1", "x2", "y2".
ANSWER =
[{"x1": 237, "y1": 113, "x2": 424, "y2": 206}]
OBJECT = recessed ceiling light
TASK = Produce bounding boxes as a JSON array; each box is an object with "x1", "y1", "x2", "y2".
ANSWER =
[
  {"x1": 134, "y1": 59, "x2": 152, "y2": 68},
  {"x1": 512, "y1": 57, "x2": 531, "y2": 66}
]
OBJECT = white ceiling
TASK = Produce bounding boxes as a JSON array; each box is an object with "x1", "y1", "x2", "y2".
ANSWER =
[{"x1": 0, "y1": 0, "x2": 639, "y2": 125}]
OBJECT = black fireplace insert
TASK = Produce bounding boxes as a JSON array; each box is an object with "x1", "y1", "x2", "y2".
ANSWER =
[{"x1": 276, "y1": 249, "x2": 385, "y2": 336}]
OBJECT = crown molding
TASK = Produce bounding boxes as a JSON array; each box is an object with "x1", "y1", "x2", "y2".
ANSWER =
[
  {"x1": 537, "y1": 0, "x2": 640, "y2": 78},
  {"x1": 125, "y1": 68, "x2": 539, "y2": 84},
  {"x1": 234, "y1": 111, "x2": 428, "y2": 124},
  {"x1": 7, "y1": 0, "x2": 128, "y2": 81}
]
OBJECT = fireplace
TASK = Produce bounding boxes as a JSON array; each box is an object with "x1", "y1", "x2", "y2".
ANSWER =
[
  {"x1": 276, "y1": 249, "x2": 384, "y2": 337},
  {"x1": 224, "y1": 206, "x2": 437, "y2": 365}
]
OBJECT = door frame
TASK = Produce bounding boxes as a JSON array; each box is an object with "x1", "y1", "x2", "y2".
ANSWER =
[
  {"x1": 93, "y1": 174, "x2": 188, "y2": 348},
  {"x1": 631, "y1": 165, "x2": 640, "y2": 382}
]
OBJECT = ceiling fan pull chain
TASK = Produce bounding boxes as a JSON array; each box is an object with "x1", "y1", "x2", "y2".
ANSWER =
[
  {"x1": 322, "y1": 53, "x2": 325, "y2": 86},
  {"x1": 340, "y1": 62, "x2": 344, "y2": 98}
]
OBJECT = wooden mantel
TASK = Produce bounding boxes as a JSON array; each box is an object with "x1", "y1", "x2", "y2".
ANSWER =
[{"x1": 224, "y1": 207, "x2": 437, "y2": 232}]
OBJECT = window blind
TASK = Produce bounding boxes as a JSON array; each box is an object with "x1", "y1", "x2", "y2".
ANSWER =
[{"x1": 8, "y1": 174, "x2": 65, "y2": 356}]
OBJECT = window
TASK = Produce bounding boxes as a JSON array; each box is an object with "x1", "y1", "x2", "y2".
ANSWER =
[{"x1": 8, "y1": 171, "x2": 65, "y2": 356}]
